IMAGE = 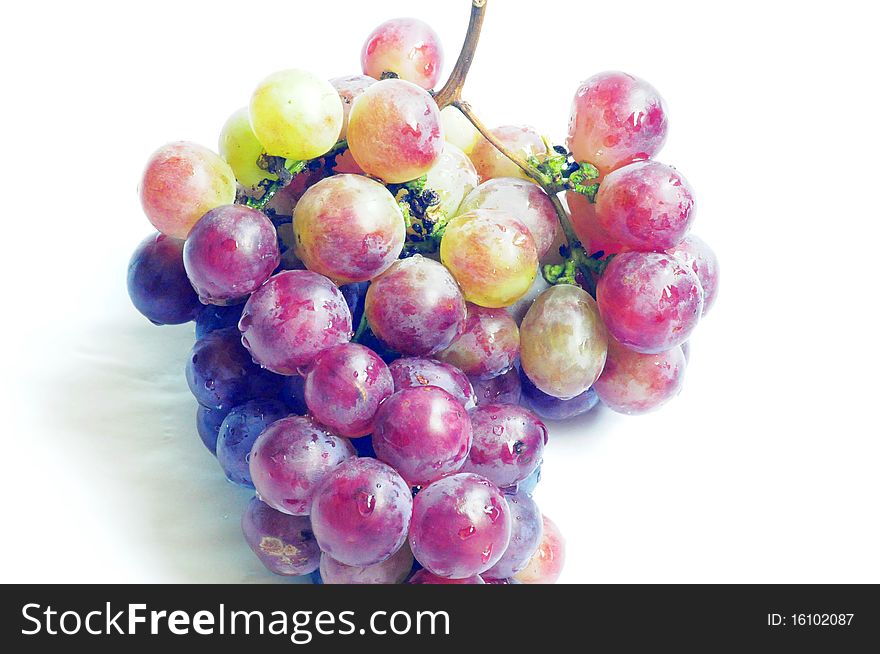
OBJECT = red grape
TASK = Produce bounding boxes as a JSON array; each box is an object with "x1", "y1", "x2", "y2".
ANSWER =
[
  {"x1": 594, "y1": 339, "x2": 686, "y2": 414},
  {"x1": 471, "y1": 367, "x2": 522, "y2": 406},
  {"x1": 361, "y1": 18, "x2": 444, "y2": 90},
  {"x1": 514, "y1": 515, "x2": 565, "y2": 584},
  {"x1": 388, "y1": 357, "x2": 477, "y2": 409},
  {"x1": 319, "y1": 543, "x2": 413, "y2": 585},
  {"x1": 667, "y1": 234, "x2": 720, "y2": 316},
  {"x1": 127, "y1": 233, "x2": 201, "y2": 325},
  {"x1": 241, "y1": 497, "x2": 320, "y2": 576},
  {"x1": 567, "y1": 191, "x2": 629, "y2": 256},
  {"x1": 436, "y1": 303, "x2": 520, "y2": 380},
  {"x1": 483, "y1": 491, "x2": 543, "y2": 579}
]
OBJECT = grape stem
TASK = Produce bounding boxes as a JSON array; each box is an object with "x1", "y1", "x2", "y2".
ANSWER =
[{"x1": 433, "y1": 1, "x2": 488, "y2": 109}]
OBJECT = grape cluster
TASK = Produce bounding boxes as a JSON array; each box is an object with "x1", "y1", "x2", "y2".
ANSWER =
[{"x1": 127, "y1": 1, "x2": 718, "y2": 585}]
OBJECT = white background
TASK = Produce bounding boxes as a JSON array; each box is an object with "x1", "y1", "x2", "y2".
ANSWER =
[{"x1": 2, "y1": 0, "x2": 878, "y2": 583}]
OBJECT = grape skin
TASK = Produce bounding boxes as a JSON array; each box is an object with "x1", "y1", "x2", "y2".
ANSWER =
[
  {"x1": 513, "y1": 515, "x2": 566, "y2": 584},
  {"x1": 127, "y1": 233, "x2": 201, "y2": 326},
  {"x1": 667, "y1": 234, "x2": 720, "y2": 316},
  {"x1": 567, "y1": 191, "x2": 630, "y2": 256},
  {"x1": 388, "y1": 357, "x2": 477, "y2": 409},
  {"x1": 216, "y1": 399, "x2": 290, "y2": 488},
  {"x1": 319, "y1": 543, "x2": 413, "y2": 585},
  {"x1": 423, "y1": 144, "x2": 480, "y2": 224},
  {"x1": 408, "y1": 570, "x2": 485, "y2": 584},
  {"x1": 593, "y1": 339, "x2": 686, "y2": 415},
  {"x1": 196, "y1": 405, "x2": 228, "y2": 455},
  {"x1": 218, "y1": 107, "x2": 275, "y2": 189},
  {"x1": 470, "y1": 367, "x2": 522, "y2": 407},
  {"x1": 483, "y1": 491, "x2": 543, "y2": 579},
  {"x1": 440, "y1": 105, "x2": 481, "y2": 155},
  {"x1": 436, "y1": 303, "x2": 520, "y2": 380},
  {"x1": 195, "y1": 304, "x2": 243, "y2": 340},
  {"x1": 361, "y1": 18, "x2": 444, "y2": 90},
  {"x1": 241, "y1": 497, "x2": 320, "y2": 576},
  {"x1": 330, "y1": 74, "x2": 376, "y2": 140},
  {"x1": 505, "y1": 266, "x2": 551, "y2": 325},
  {"x1": 520, "y1": 368, "x2": 600, "y2": 421},
  {"x1": 469, "y1": 125, "x2": 548, "y2": 182}
]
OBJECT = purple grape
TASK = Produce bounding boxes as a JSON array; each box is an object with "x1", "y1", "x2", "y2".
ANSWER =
[
  {"x1": 303, "y1": 343, "x2": 393, "y2": 438},
  {"x1": 515, "y1": 465, "x2": 542, "y2": 496},
  {"x1": 470, "y1": 367, "x2": 522, "y2": 406},
  {"x1": 340, "y1": 281, "x2": 369, "y2": 328},
  {"x1": 249, "y1": 416, "x2": 356, "y2": 515},
  {"x1": 239, "y1": 271, "x2": 353, "y2": 375},
  {"x1": 372, "y1": 387, "x2": 472, "y2": 486},
  {"x1": 279, "y1": 375, "x2": 308, "y2": 414},
  {"x1": 408, "y1": 570, "x2": 485, "y2": 584},
  {"x1": 319, "y1": 544, "x2": 413, "y2": 585},
  {"x1": 196, "y1": 405, "x2": 229, "y2": 454},
  {"x1": 186, "y1": 327, "x2": 284, "y2": 411},
  {"x1": 216, "y1": 399, "x2": 290, "y2": 488},
  {"x1": 127, "y1": 233, "x2": 201, "y2": 325},
  {"x1": 482, "y1": 491, "x2": 543, "y2": 579},
  {"x1": 520, "y1": 368, "x2": 600, "y2": 420},
  {"x1": 241, "y1": 497, "x2": 320, "y2": 576},
  {"x1": 310, "y1": 458, "x2": 412, "y2": 567},
  {"x1": 388, "y1": 357, "x2": 476, "y2": 409},
  {"x1": 351, "y1": 436, "x2": 377, "y2": 458},
  {"x1": 409, "y1": 473, "x2": 511, "y2": 579},
  {"x1": 195, "y1": 303, "x2": 243, "y2": 340}
]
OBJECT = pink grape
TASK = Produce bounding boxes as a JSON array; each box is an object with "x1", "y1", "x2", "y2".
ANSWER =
[
  {"x1": 364, "y1": 255, "x2": 466, "y2": 356},
  {"x1": 593, "y1": 339, "x2": 686, "y2": 415},
  {"x1": 292, "y1": 174, "x2": 405, "y2": 284},
  {"x1": 667, "y1": 234, "x2": 720, "y2": 315},
  {"x1": 408, "y1": 570, "x2": 485, "y2": 585},
  {"x1": 139, "y1": 142, "x2": 236, "y2": 239},
  {"x1": 388, "y1": 357, "x2": 477, "y2": 409},
  {"x1": 461, "y1": 404, "x2": 546, "y2": 488},
  {"x1": 330, "y1": 74, "x2": 376, "y2": 140},
  {"x1": 347, "y1": 79, "x2": 444, "y2": 183},
  {"x1": 595, "y1": 161, "x2": 695, "y2": 251},
  {"x1": 409, "y1": 473, "x2": 511, "y2": 579},
  {"x1": 361, "y1": 18, "x2": 443, "y2": 90},
  {"x1": 372, "y1": 386, "x2": 472, "y2": 486},
  {"x1": 303, "y1": 343, "x2": 394, "y2": 438},
  {"x1": 471, "y1": 367, "x2": 522, "y2": 406},
  {"x1": 319, "y1": 543, "x2": 413, "y2": 585},
  {"x1": 597, "y1": 252, "x2": 703, "y2": 354},
  {"x1": 567, "y1": 71, "x2": 668, "y2": 178},
  {"x1": 239, "y1": 270, "x2": 352, "y2": 375},
  {"x1": 241, "y1": 497, "x2": 320, "y2": 576},
  {"x1": 469, "y1": 125, "x2": 548, "y2": 182},
  {"x1": 514, "y1": 515, "x2": 566, "y2": 584},
  {"x1": 483, "y1": 491, "x2": 543, "y2": 579},
  {"x1": 183, "y1": 205, "x2": 280, "y2": 305},
  {"x1": 249, "y1": 415, "x2": 356, "y2": 515},
  {"x1": 567, "y1": 191, "x2": 629, "y2": 256},
  {"x1": 310, "y1": 457, "x2": 413, "y2": 567},
  {"x1": 460, "y1": 178, "x2": 560, "y2": 259},
  {"x1": 436, "y1": 303, "x2": 520, "y2": 380}
]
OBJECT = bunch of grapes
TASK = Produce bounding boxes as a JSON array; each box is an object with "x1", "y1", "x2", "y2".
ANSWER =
[{"x1": 127, "y1": 0, "x2": 717, "y2": 585}]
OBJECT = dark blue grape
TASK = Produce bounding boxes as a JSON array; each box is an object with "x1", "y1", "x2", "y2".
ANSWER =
[
  {"x1": 127, "y1": 233, "x2": 201, "y2": 325},
  {"x1": 195, "y1": 304, "x2": 244, "y2": 340},
  {"x1": 351, "y1": 435, "x2": 377, "y2": 458},
  {"x1": 196, "y1": 405, "x2": 229, "y2": 454},
  {"x1": 340, "y1": 281, "x2": 369, "y2": 328},
  {"x1": 520, "y1": 367, "x2": 599, "y2": 420},
  {"x1": 279, "y1": 375, "x2": 308, "y2": 415},
  {"x1": 216, "y1": 399, "x2": 290, "y2": 488}
]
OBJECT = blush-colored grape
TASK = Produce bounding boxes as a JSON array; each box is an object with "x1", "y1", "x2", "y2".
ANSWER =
[
  {"x1": 303, "y1": 343, "x2": 394, "y2": 438},
  {"x1": 347, "y1": 79, "x2": 444, "y2": 183},
  {"x1": 330, "y1": 74, "x2": 376, "y2": 140},
  {"x1": 293, "y1": 175, "x2": 405, "y2": 284},
  {"x1": 520, "y1": 368, "x2": 599, "y2": 421},
  {"x1": 469, "y1": 125, "x2": 548, "y2": 182},
  {"x1": 597, "y1": 252, "x2": 703, "y2": 354},
  {"x1": 408, "y1": 570, "x2": 485, "y2": 584},
  {"x1": 364, "y1": 255, "x2": 466, "y2": 356},
  {"x1": 139, "y1": 142, "x2": 236, "y2": 239},
  {"x1": 440, "y1": 210, "x2": 538, "y2": 308},
  {"x1": 520, "y1": 284, "x2": 608, "y2": 399},
  {"x1": 513, "y1": 515, "x2": 566, "y2": 584},
  {"x1": 567, "y1": 71, "x2": 668, "y2": 178},
  {"x1": 471, "y1": 367, "x2": 522, "y2": 406},
  {"x1": 389, "y1": 357, "x2": 477, "y2": 409},
  {"x1": 310, "y1": 457, "x2": 413, "y2": 567},
  {"x1": 483, "y1": 491, "x2": 543, "y2": 579},
  {"x1": 667, "y1": 234, "x2": 720, "y2": 315},
  {"x1": 461, "y1": 405, "x2": 546, "y2": 488},
  {"x1": 361, "y1": 18, "x2": 443, "y2": 90},
  {"x1": 423, "y1": 144, "x2": 479, "y2": 224},
  {"x1": 127, "y1": 233, "x2": 201, "y2": 325},
  {"x1": 216, "y1": 400, "x2": 290, "y2": 488},
  {"x1": 409, "y1": 473, "x2": 511, "y2": 579},
  {"x1": 241, "y1": 497, "x2": 320, "y2": 576},
  {"x1": 372, "y1": 386, "x2": 472, "y2": 486},
  {"x1": 436, "y1": 303, "x2": 520, "y2": 380},
  {"x1": 196, "y1": 405, "x2": 228, "y2": 454},
  {"x1": 319, "y1": 543, "x2": 413, "y2": 585},
  {"x1": 567, "y1": 191, "x2": 629, "y2": 256},
  {"x1": 239, "y1": 271, "x2": 353, "y2": 375},
  {"x1": 183, "y1": 205, "x2": 280, "y2": 305},
  {"x1": 249, "y1": 415, "x2": 356, "y2": 515},
  {"x1": 594, "y1": 339, "x2": 686, "y2": 415}
]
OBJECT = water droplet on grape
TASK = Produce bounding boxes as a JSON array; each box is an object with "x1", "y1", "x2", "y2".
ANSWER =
[
  {"x1": 458, "y1": 525, "x2": 476, "y2": 539},
  {"x1": 357, "y1": 491, "x2": 376, "y2": 516}
]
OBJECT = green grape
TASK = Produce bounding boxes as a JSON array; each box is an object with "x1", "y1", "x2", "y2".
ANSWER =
[{"x1": 218, "y1": 107, "x2": 276, "y2": 189}]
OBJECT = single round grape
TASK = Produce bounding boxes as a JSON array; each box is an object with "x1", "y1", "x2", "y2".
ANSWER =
[
  {"x1": 408, "y1": 570, "x2": 485, "y2": 584},
  {"x1": 186, "y1": 327, "x2": 284, "y2": 411},
  {"x1": 127, "y1": 233, "x2": 201, "y2": 325},
  {"x1": 361, "y1": 17, "x2": 443, "y2": 89},
  {"x1": 319, "y1": 542, "x2": 413, "y2": 585},
  {"x1": 461, "y1": 404, "x2": 546, "y2": 488},
  {"x1": 218, "y1": 107, "x2": 275, "y2": 189},
  {"x1": 568, "y1": 193, "x2": 629, "y2": 260},
  {"x1": 409, "y1": 473, "x2": 511, "y2": 579},
  {"x1": 241, "y1": 497, "x2": 320, "y2": 576},
  {"x1": 520, "y1": 368, "x2": 600, "y2": 421},
  {"x1": 347, "y1": 79, "x2": 444, "y2": 183},
  {"x1": 667, "y1": 234, "x2": 720, "y2": 316},
  {"x1": 388, "y1": 357, "x2": 476, "y2": 409},
  {"x1": 249, "y1": 69, "x2": 343, "y2": 161},
  {"x1": 292, "y1": 174, "x2": 405, "y2": 284},
  {"x1": 595, "y1": 161, "x2": 695, "y2": 251},
  {"x1": 217, "y1": 400, "x2": 290, "y2": 488},
  {"x1": 471, "y1": 367, "x2": 521, "y2": 406},
  {"x1": 330, "y1": 74, "x2": 376, "y2": 140},
  {"x1": 372, "y1": 386, "x2": 472, "y2": 486},
  {"x1": 280, "y1": 374, "x2": 307, "y2": 415},
  {"x1": 514, "y1": 515, "x2": 566, "y2": 584},
  {"x1": 505, "y1": 266, "x2": 551, "y2": 325},
  {"x1": 249, "y1": 416, "x2": 356, "y2": 515},
  {"x1": 239, "y1": 271, "x2": 353, "y2": 375},
  {"x1": 440, "y1": 105, "x2": 481, "y2": 155},
  {"x1": 597, "y1": 252, "x2": 703, "y2": 354},
  {"x1": 436, "y1": 303, "x2": 520, "y2": 380},
  {"x1": 594, "y1": 339, "x2": 686, "y2": 414},
  {"x1": 469, "y1": 125, "x2": 548, "y2": 182},
  {"x1": 460, "y1": 178, "x2": 559, "y2": 259},
  {"x1": 310, "y1": 457, "x2": 413, "y2": 567},
  {"x1": 196, "y1": 405, "x2": 229, "y2": 454},
  {"x1": 195, "y1": 303, "x2": 244, "y2": 340},
  {"x1": 567, "y1": 71, "x2": 668, "y2": 178},
  {"x1": 440, "y1": 210, "x2": 538, "y2": 308},
  {"x1": 422, "y1": 144, "x2": 479, "y2": 225},
  {"x1": 340, "y1": 281, "x2": 369, "y2": 329},
  {"x1": 183, "y1": 205, "x2": 280, "y2": 305},
  {"x1": 483, "y1": 491, "x2": 543, "y2": 579},
  {"x1": 520, "y1": 284, "x2": 608, "y2": 399},
  {"x1": 304, "y1": 343, "x2": 393, "y2": 438},
  {"x1": 364, "y1": 255, "x2": 466, "y2": 356},
  {"x1": 139, "y1": 142, "x2": 237, "y2": 239}
]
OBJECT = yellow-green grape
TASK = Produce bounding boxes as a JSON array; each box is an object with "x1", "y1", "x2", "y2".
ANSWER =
[
  {"x1": 249, "y1": 69, "x2": 344, "y2": 161},
  {"x1": 218, "y1": 107, "x2": 276, "y2": 189},
  {"x1": 424, "y1": 144, "x2": 479, "y2": 223},
  {"x1": 520, "y1": 285, "x2": 608, "y2": 400},
  {"x1": 440, "y1": 106, "x2": 481, "y2": 155},
  {"x1": 440, "y1": 210, "x2": 538, "y2": 308}
]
